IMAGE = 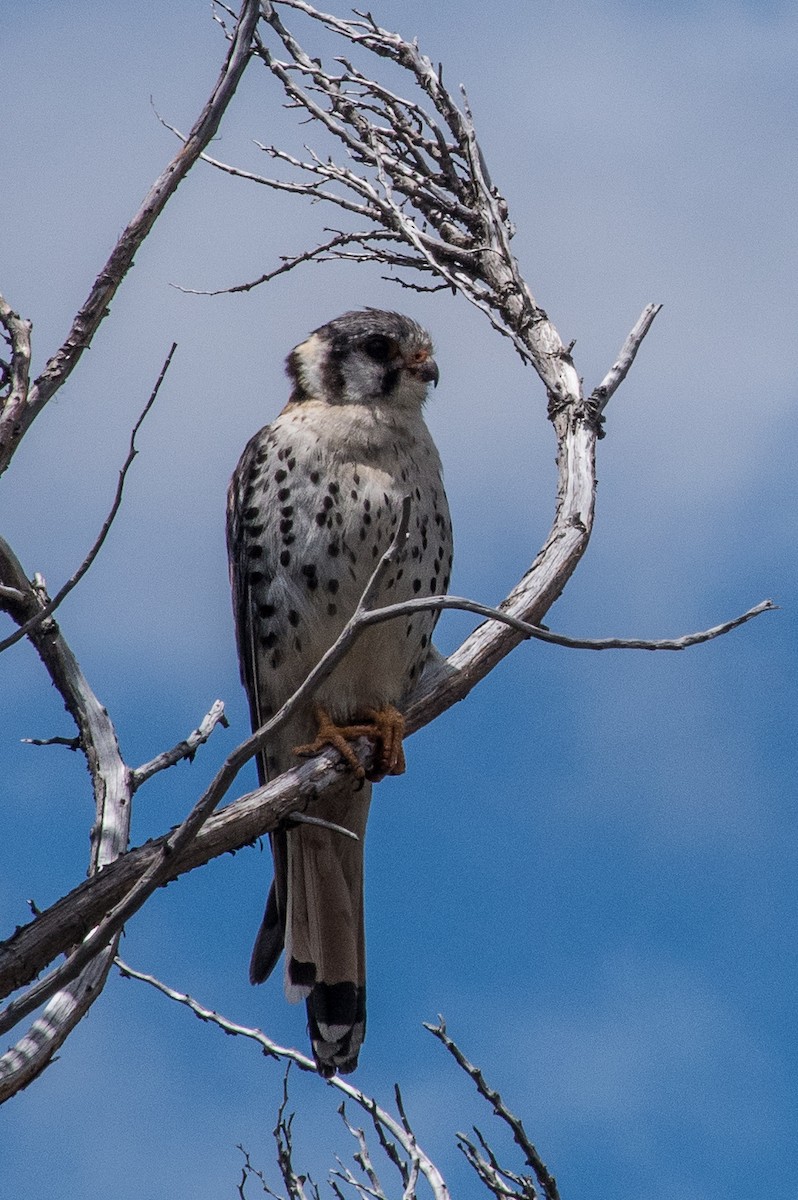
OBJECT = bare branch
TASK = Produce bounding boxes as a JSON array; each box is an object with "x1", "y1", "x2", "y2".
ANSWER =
[
  {"x1": 356, "y1": 594, "x2": 776, "y2": 657},
  {"x1": 0, "y1": 295, "x2": 32, "y2": 429},
  {"x1": 174, "y1": 229, "x2": 403, "y2": 296},
  {"x1": 115, "y1": 958, "x2": 452, "y2": 1200},
  {"x1": 0, "y1": 502, "x2": 413, "y2": 1030},
  {"x1": 0, "y1": 343, "x2": 177, "y2": 656},
  {"x1": 0, "y1": 543, "x2": 131, "y2": 1101},
  {"x1": 0, "y1": 0, "x2": 259, "y2": 477},
  {"x1": 425, "y1": 1019, "x2": 560, "y2": 1200},
  {"x1": 131, "y1": 699, "x2": 229, "y2": 789},
  {"x1": 0, "y1": 584, "x2": 772, "y2": 1003},
  {"x1": 22, "y1": 735, "x2": 81, "y2": 751},
  {"x1": 587, "y1": 303, "x2": 663, "y2": 420}
]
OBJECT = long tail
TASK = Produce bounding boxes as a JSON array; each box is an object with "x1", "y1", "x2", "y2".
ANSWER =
[{"x1": 250, "y1": 776, "x2": 371, "y2": 1076}]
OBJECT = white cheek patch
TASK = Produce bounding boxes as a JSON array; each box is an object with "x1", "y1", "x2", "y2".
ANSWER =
[{"x1": 293, "y1": 333, "x2": 329, "y2": 397}]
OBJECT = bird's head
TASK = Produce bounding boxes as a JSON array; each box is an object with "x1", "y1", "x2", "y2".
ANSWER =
[{"x1": 286, "y1": 309, "x2": 439, "y2": 410}]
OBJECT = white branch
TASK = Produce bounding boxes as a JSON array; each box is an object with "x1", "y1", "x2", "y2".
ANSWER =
[
  {"x1": 115, "y1": 958, "x2": 452, "y2": 1200},
  {"x1": 131, "y1": 700, "x2": 229, "y2": 789}
]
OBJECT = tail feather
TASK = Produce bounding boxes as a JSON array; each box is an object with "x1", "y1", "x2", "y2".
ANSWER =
[
  {"x1": 249, "y1": 775, "x2": 371, "y2": 1076},
  {"x1": 307, "y1": 980, "x2": 366, "y2": 1077}
]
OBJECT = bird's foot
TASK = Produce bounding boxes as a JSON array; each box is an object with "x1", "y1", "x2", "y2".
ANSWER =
[{"x1": 293, "y1": 703, "x2": 406, "y2": 782}]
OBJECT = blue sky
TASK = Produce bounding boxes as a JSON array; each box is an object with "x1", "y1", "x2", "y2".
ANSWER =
[{"x1": 2, "y1": 1, "x2": 796, "y2": 1196}]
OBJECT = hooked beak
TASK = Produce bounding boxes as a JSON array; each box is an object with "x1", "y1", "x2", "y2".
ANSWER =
[{"x1": 408, "y1": 352, "x2": 440, "y2": 387}]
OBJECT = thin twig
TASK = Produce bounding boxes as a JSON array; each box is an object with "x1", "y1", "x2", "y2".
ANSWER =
[
  {"x1": 22, "y1": 735, "x2": 81, "y2": 751},
  {"x1": 425, "y1": 1020, "x2": 560, "y2": 1200},
  {"x1": 0, "y1": 343, "x2": 177, "y2": 656}
]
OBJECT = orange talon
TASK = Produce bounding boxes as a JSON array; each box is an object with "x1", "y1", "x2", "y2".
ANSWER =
[
  {"x1": 293, "y1": 703, "x2": 407, "y2": 782},
  {"x1": 363, "y1": 705, "x2": 406, "y2": 780}
]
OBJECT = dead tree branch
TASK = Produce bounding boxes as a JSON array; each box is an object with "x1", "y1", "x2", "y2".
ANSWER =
[
  {"x1": 0, "y1": 0, "x2": 772, "y2": 1107},
  {"x1": 0, "y1": 541, "x2": 131, "y2": 1100},
  {"x1": 0, "y1": 0, "x2": 260, "y2": 1099},
  {"x1": 131, "y1": 699, "x2": 229, "y2": 789},
  {"x1": 0, "y1": 0, "x2": 259, "y2": 478},
  {"x1": 0, "y1": 582, "x2": 771, "y2": 1013},
  {"x1": 116, "y1": 957, "x2": 453, "y2": 1200},
  {"x1": 118, "y1": 958, "x2": 559, "y2": 1200}
]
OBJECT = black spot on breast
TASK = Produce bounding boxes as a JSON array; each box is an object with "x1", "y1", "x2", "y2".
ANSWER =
[
  {"x1": 327, "y1": 579, "x2": 339, "y2": 594},
  {"x1": 258, "y1": 603, "x2": 276, "y2": 618},
  {"x1": 328, "y1": 543, "x2": 340, "y2": 557},
  {"x1": 249, "y1": 546, "x2": 263, "y2": 559},
  {"x1": 430, "y1": 577, "x2": 438, "y2": 592},
  {"x1": 288, "y1": 610, "x2": 300, "y2": 627},
  {"x1": 281, "y1": 505, "x2": 294, "y2": 517},
  {"x1": 315, "y1": 512, "x2": 328, "y2": 526},
  {"x1": 270, "y1": 650, "x2": 282, "y2": 669},
  {"x1": 280, "y1": 549, "x2": 291, "y2": 567},
  {"x1": 280, "y1": 518, "x2": 293, "y2": 535},
  {"x1": 412, "y1": 578, "x2": 421, "y2": 593},
  {"x1": 327, "y1": 602, "x2": 338, "y2": 617},
  {"x1": 275, "y1": 469, "x2": 287, "y2": 483},
  {"x1": 277, "y1": 488, "x2": 291, "y2": 502},
  {"x1": 250, "y1": 571, "x2": 265, "y2": 585},
  {"x1": 260, "y1": 632, "x2": 278, "y2": 648},
  {"x1": 421, "y1": 633, "x2": 428, "y2": 648},
  {"x1": 310, "y1": 471, "x2": 320, "y2": 484},
  {"x1": 243, "y1": 506, "x2": 258, "y2": 519}
]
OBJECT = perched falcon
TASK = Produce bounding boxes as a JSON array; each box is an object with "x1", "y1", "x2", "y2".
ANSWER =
[{"x1": 227, "y1": 309, "x2": 452, "y2": 1076}]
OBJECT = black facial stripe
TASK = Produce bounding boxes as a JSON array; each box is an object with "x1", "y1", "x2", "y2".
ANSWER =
[{"x1": 381, "y1": 366, "x2": 400, "y2": 395}]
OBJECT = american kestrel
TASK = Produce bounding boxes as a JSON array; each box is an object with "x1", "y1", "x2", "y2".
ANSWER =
[{"x1": 227, "y1": 309, "x2": 452, "y2": 1075}]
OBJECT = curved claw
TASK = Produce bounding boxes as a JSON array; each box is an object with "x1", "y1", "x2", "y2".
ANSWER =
[{"x1": 293, "y1": 703, "x2": 406, "y2": 782}]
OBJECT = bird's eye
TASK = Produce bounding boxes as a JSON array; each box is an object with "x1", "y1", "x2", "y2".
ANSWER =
[{"x1": 362, "y1": 335, "x2": 393, "y2": 362}]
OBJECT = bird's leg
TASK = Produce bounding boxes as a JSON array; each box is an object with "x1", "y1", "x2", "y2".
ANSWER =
[{"x1": 293, "y1": 703, "x2": 406, "y2": 782}]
